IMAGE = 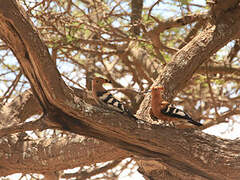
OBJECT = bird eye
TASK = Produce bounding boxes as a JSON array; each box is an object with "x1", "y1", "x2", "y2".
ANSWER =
[{"x1": 96, "y1": 80, "x2": 99, "y2": 83}]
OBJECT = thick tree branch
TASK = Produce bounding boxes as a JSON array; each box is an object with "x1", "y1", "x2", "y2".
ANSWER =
[
  {"x1": 0, "y1": 117, "x2": 46, "y2": 137},
  {"x1": 0, "y1": 0, "x2": 71, "y2": 110},
  {"x1": 131, "y1": 0, "x2": 143, "y2": 35},
  {"x1": 0, "y1": 91, "x2": 128, "y2": 177},
  {"x1": 0, "y1": 134, "x2": 128, "y2": 176},
  {"x1": 1, "y1": 1, "x2": 240, "y2": 179},
  {"x1": 0, "y1": 90, "x2": 41, "y2": 126},
  {"x1": 156, "y1": 2, "x2": 240, "y2": 100}
]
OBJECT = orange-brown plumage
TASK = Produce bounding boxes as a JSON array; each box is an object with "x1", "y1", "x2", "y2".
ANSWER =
[
  {"x1": 151, "y1": 86, "x2": 171, "y2": 121},
  {"x1": 92, "y1": 77, "x2": 111, "y2": 105},
  {"x1": 150, "y1": 86, "x2": 202, "y2": 127}
]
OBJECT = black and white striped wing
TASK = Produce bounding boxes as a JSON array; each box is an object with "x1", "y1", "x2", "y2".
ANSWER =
[
  {"x1": 160, "y1": 104, "x2": 202, "y2": 126},
  {"x1": 160, "y1": 104, "x2": 191, "y2": 119},
  {"x1": 97, "y1": 91, "x2": 125, "y2": 113}
]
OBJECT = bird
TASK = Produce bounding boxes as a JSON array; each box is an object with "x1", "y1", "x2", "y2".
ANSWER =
[
  {"x1": 150, "y1": 86, "x2": 202, "y2": 128},
  {"x1": 91, "y1": 77, "x2": 137, "y2": 120}
]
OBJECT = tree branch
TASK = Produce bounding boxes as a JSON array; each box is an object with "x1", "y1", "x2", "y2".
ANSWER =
[
  {"x1": 197, "y1": 65, "x2": 240, "y2": 76},
  {"x1": 156, "y1": 2, "x2": 240, "y2": 100},
  {"x1": 0, "y1": 90, "x2": 41, "y2": 126},
  {"x1": 131, "y1": 0, "x2": 143, "y2": 35},
  {"x1": 0, "y1": 91, "x2": 128, "y2": 176},
  {"x1": 0, "y1": 117, "x2": 46, "y2": 137},
  {"x1": 61, "y1": 159, "x2": 122, "y2": 179},
  {"x1": 0, "y1": 134, "x2": 128, "y2": 176},
  {"x1": 1, "y1": 1, "x2": 240, "y2": 179}
]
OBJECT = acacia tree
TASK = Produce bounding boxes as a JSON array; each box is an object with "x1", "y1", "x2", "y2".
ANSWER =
[{"x1": 0, "y1": 0, "x2": 240, "y2": 179}]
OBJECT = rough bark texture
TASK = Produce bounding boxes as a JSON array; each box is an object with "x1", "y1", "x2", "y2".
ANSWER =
[
  {"x1": 0, "y1": 134, "x2": 128, "y2": 176},
  {"x1": 131, "y1": 0, "x2": 143, "y2": 35},
  {"x1": 0, "y1": 91, "x2": 129, "y2": 176},
  {"x1": 159, "y1": 14, "x2": 240, "y2": 100},
  {"x1": 0, "y1": 0, "x2": 240, "y2": 179}
]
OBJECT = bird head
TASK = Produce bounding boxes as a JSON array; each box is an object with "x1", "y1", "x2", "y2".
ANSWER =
[
  {"x1": 152, "y1": 86, "x2": 164, "y2": 91},
  {"x1": 142, "y1": 86, "x2": 164, "y2": 94},
  {"x1": 92, "y1": 77, "x2": 112, "y2": 89},
  {"x1": 151, "y1": 86, "x2": 164, "y2": 96}
]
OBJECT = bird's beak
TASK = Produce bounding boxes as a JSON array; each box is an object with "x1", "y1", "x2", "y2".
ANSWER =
[
  {"x1": 105, "y1": 79, "x2": 112, "y2": 84},
  {"x1": 106, "y1": 79, "x2": 112, "y2": 83}
]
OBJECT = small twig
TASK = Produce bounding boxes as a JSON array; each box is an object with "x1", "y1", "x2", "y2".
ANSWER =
[
  {"x1": 61, "y1": 73, "x2": 85, "y2": 89},
  {"x1": 148, "y1": 0, "x2": 163, "y2": 19},
  {"x1": 2, "y1": 71, "x2": 22, "y2": 105},
  {"x1": 200, "y1": 109, "x2": 240, "y2": 129},
  {"x1": 205, "y1": 63, "x2": 220, "y2": 118}
]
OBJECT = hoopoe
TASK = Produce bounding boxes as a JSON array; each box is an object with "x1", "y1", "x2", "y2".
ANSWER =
[
  {"x1": 150, "y1": 86, "x2": 202, "y2": 128},
  {"x1": 91, "y1": 77, "x2": 137, "y2": 120}
]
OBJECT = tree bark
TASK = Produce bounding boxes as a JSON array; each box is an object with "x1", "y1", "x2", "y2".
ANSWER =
[
  {"x1": 1, "y1": 0, "x2": 240, "y2": 179},
  {"x1": 0, "y1": 134, "x2": 128, "y2": 176},
  {"x1": 0, "y1": 91, "x2": 128, "y2": 176}
]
